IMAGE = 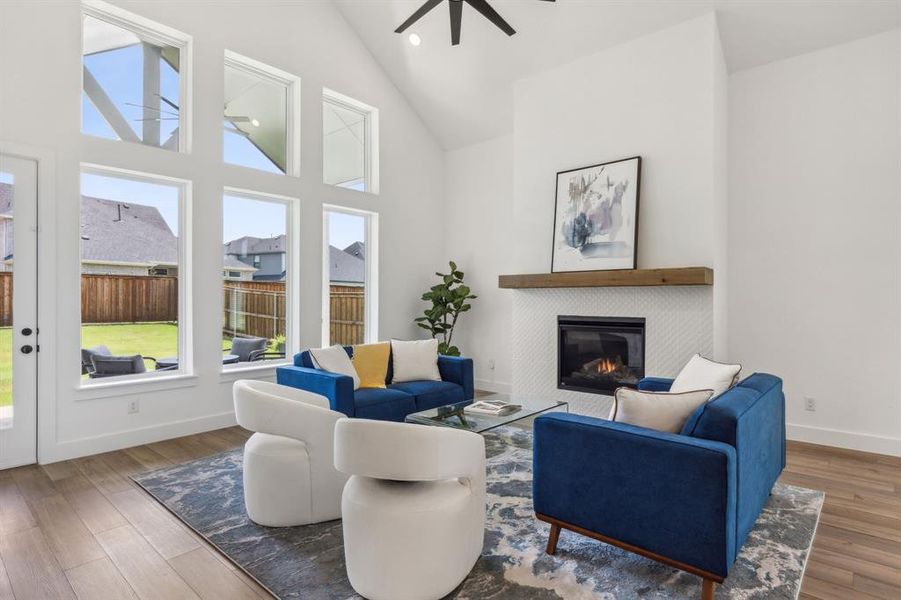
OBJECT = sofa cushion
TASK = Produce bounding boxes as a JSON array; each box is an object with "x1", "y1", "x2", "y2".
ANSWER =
[
  {"x1": 352, "y1": 342, "x2": 390, "y2": 388},
  {"x1": 354, "y1": 388, "x2": 416, "y2": 422},
  {"x1": 390, "y1": 339, "x2": 441, "y2": 383},
  {"x1": 670, "y1": 354, "x2": 741, "y2": 398},
  {"x1": 610, "y1": 387, "x2": 714, "y2": 433},
  {"x1": 310, "y1": 345, "x2": 360, "y2": 390},
  {"x1": 388, "y1": 380, "x2": 465, "y2": 411}
]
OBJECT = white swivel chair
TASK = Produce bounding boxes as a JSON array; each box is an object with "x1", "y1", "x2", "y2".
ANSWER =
[
  {"x1": 233, "y1": 380, "x2": 348, "y2": 527},
  {"x1": 334, "y1": 418, "x2": 486, "y2": 600}
]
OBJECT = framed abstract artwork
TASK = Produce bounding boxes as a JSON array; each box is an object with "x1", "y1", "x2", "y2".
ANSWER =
[{"x1": 551, "y1": 156, "x2": 641, "y2": 273}]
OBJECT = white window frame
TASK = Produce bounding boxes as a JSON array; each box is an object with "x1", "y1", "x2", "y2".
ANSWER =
[
  {"x1": 222, "y1": 187, "x2": 300, "y2": 374},
  {"x1": 81, "y1": 0, "x2": 193, "y2": 153},
  {"x1": 321, "y1": 204, "x2": 379, "y2": 346},
  {"x1": 322, "y1": 88, "x2": 380, "y2": 194},
  {"x1": 223, "y1": 51, "x2": 301, "y2": 177},
  {"x1": 79, "y1": 163, "x2": 193, "y2": 388}
]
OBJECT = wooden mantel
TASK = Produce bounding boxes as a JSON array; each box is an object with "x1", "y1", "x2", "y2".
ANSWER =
[{"x1": 498, "y1": 267, "x2": 713, "y2": 289}]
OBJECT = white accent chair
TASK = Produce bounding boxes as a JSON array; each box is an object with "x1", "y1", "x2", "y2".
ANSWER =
[
  {"x1": 233, "y1": 380, "x2": 348, "y2": 527},
  {"x1": 334, "y1": 418, "x2": 486, "y2": 600}
]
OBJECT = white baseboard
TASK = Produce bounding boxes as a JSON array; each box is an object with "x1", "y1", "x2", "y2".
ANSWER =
[
  {"x1": 41, "y1": 411, "x2": 238, "y2": 464},
  {"x1": 787, "y1": 422, "x2": 901, "y2": 458},
  {"x1": 475, "y1": 379, "x2": 512, "y2": 394}
]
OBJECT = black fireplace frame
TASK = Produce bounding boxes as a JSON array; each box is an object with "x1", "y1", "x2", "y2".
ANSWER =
[{"x1": 557, "y1": 315, "x2": 646, "y2": 395}]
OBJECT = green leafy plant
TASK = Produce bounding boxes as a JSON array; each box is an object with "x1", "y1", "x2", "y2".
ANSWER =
[{"x1": 414, "y1": 261, "x2": 477, "y2": 357}]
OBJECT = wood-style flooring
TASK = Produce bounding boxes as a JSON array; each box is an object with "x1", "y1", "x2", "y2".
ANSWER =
[{"x1": 0, "y1": 427, "x2": 898, "y2": 599}]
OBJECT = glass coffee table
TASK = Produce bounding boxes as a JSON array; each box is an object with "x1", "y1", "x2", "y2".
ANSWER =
[{"x1": 405, "y1": 394, "x2": 568, "y2": 434}]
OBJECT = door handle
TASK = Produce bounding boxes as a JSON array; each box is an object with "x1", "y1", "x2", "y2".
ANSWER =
[
  {"x1": 20, "y1": 345, "x2": 34, "y2": 354},
  {"x1": 21, "y1": 327, "x2": 33, "y2": 336}
]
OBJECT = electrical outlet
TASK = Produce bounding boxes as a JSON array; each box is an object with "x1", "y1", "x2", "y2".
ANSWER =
[
  {"x1": 128, "y1": 399, "x2": 140, "y2": 414},
  {"x1": 488, "y1": 359, "x2": 495, "y2": 370},
  {"x1": 804, "y1": 397, "x2": 816, "y2": 412}
]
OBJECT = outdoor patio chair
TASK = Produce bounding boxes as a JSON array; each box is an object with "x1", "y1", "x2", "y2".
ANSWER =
[
  {"x1": 83, "y1": 346, "x2": 176, "y2": 378},
  {"x1": 229, "y1": 336, "x2": 273, "y2": 362}
]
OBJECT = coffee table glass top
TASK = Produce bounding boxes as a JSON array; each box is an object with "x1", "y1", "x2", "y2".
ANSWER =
[{"x1": 405, "y1": 394, "x2": 568, "y2": 434}]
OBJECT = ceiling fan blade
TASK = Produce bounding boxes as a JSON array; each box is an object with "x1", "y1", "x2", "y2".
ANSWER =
[
  {"x1": 464, "y1": 0, "x2": 515, "y2": 36},
  {"x1": 450, "y1": 0, "x2": 462, "y2": 45},
  {"x1": 395, "y1": 0, "x2": 443, "y2": 33}
]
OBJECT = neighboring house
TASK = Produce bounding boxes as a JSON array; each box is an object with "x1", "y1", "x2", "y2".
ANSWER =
[
  {"x1": 343, "y1": 241, "x2": 365, "y2": 260},
  {"x1": 80, "y1": 196, "x2": 180, "y2": 276},
  {"x1": 224, "y1": 235, "x2": 365, "y2": 284},
  {"x1": 224, "y1": 235, "x2": 287, "y2": 281},
  {"x1": 0, "y1": 183, "x2": 12, "y2": 272},
  {"x1": 329, "y1": 245, "x2": 365, "y2": 286}
]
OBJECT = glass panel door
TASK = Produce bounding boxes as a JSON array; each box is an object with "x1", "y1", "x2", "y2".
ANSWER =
[{"x1": 0, "y1": 154, "x2": 38, "y2": 469}]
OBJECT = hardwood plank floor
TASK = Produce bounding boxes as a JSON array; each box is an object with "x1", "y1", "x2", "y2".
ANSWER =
[{"x1": 0, "y1": 426, "x2": 897, "y2": 599}]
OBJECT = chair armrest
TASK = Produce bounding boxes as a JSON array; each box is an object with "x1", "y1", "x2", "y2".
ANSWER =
[
  {"x1": 438, "y1": 355, "x2": 474, "y2": 400},
  {"x1": 276, "y1": 365, "x2": 355, "y2": 417},
  {"x1": 637, "y1": 376, "x2": 674, "y2": 392},
  {"x1": 533, "y1": 413, "x2": 737, "y2": 578}
]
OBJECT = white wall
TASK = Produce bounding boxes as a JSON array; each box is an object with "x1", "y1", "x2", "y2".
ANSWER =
[
  {"x1": 512, "y1": 13, "x2": 729, "y2": 355},
  {"x1": 444, "y1": 135, "x2": 514, "y2": 392},
  {"x1": 0, "y1": 0, "x2": 446, "y2": 462},
  {"x1": 729, "y1": 29, "x2": 901, "y2": 456}
]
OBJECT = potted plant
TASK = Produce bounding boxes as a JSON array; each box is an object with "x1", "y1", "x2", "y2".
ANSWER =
[{"x1": 414, "y1": 261, "x2": 476, "y2": 357}]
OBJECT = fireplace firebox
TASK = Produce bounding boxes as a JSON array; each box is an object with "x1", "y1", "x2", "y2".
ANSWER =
[{"x1": 557, "y1": 316, "x2": 646, "y2": 395}]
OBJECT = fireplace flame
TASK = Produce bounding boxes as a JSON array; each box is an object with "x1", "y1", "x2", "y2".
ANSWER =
[{"x1": 596, "y1": 358, "x2": 617, "y2": 374}]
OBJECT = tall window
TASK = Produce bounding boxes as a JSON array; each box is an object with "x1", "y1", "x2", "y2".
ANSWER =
[
  {"x1": 223, "y1": 190, "x2": 295, "y2": 367},
  {"x1": 323, "y1": 206, "x2": 377, "y2": 345},
  {"x1": 79, "y1": 167, "x2": 189, "y2": 382},
  {"x1": 224, "y1": 52, "x2": 300, "y2": 176},
  {"x1": 323, "y1": 89, "x2": 378, "y2": 193},
  {"x1": 81, "y1": 2, "x2": 191, "y2": 151}
]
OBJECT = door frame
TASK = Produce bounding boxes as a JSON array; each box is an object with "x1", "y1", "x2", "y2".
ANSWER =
[{"x1": 0, "y1": 141, "x2": 57, "y2": 466}]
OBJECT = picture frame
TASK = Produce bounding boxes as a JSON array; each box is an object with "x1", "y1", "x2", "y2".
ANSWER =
[{"x1": 551, "y1": 156, "x2": 641, "y2": 273}]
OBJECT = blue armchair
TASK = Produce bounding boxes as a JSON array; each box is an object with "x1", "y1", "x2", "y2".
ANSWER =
[
  {"x1": 276, "y1": 346, "x2": 474, "y2": 422},
  {"x1": 532, "y1": 373, "x2": 785, "y2": 599}
]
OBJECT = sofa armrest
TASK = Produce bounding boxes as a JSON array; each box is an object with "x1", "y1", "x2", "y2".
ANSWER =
[
  {"x1": 276, "y1": 365, "x2": 355, "y2": 417},
  {"x1": 533, "y1": 413, "x2": 737, "y2": 578},
  {"x1": 637, "y1": 376, "x2": 674, "y2": 392},
  {"x1": 438, "y1": 355, "x2": 474, "y2": 400}
]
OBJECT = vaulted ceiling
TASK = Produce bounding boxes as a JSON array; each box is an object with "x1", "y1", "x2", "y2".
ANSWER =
[{"x1": 334, "y1": 0, "x2": 901, "y2": 150}]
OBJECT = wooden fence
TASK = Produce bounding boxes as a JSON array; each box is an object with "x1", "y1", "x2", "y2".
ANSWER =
[
  {"x1": 0, "y1": 273, "x2": 365, "y2": 345},
  {"x1": 0, "y1": 272, "x2": 9, "y2": 327},
  {"x1": 81, "y1": 274, "x2": 178, "y2": 324}
]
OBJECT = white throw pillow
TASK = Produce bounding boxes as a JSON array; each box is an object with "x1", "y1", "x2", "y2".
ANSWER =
[
  {"x1": 670, "y1": 354, "x2": 741, "y2": 398},
  {"x1": 310, "y1": 345, "x2": 360, "y2": 390},
  {"x1": 608, "y1": 387, "x2": 715, "y2": 433},
  {"x1": 390, "y1": 339, "x2": 441, "y2": 383}
]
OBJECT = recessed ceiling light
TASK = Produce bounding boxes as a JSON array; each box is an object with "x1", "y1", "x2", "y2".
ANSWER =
[
  {"x1": 408, "y1": 33, "x2": 422, "y2": 47},
  {"x1": 251, "y1": 119, "x2": 260, "y2": 127}
]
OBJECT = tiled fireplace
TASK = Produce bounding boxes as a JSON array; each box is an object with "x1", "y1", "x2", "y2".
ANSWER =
[{"x1": 511, "y1": 286, "x2": 714, "y2": 417}]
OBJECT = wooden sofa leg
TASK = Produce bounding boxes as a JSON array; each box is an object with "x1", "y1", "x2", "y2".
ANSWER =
[
  {"x1": 546, "y1": 523, "x2": 561, "y2": 555},
  {"x1": 701, "y1": 578, "x2": 716, "y2": 600}
]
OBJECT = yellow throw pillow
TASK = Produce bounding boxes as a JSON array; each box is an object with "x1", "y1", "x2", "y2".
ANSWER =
[{"x1": 352, "y1": 342, "x2": 390, "y2": 388}]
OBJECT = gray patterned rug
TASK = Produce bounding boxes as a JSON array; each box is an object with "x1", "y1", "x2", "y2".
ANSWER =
[{"x1": 133, "y1": 427, "x2": 823, "y2": 599}]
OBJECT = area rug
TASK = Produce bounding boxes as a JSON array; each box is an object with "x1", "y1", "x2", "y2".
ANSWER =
[{"x1": 133, "y1": 427, "x2": 824, "y2": 599}]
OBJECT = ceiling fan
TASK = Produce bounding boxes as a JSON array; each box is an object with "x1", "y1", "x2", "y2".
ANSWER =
[{"x1": 395, "y1": 0, "x2": 555, "y2": 46}]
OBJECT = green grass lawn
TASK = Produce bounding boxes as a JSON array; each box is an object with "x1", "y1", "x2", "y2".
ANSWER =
[{"x1": 0, "y1": 323, "x2": 236, "y2": 407}]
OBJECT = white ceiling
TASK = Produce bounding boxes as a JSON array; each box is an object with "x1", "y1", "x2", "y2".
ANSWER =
[{"x1": 333, "y1": 0, "x2": 901, "y2": 150}]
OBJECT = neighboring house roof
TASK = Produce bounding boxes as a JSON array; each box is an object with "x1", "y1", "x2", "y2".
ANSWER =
[
  {"x1": 81, "y1": 196, "x2": 177, "y2": 266},
  {"x1": 223, "y1": 255, "x2": 256, "y2": 271},
  {"x1": 329, "y1": 245, "x2": 364, "y2": 284},
  {"x1": 343, "y1": 241, "x2": 365, "y2": 259},
  {"x1": 224, "y1": 234, "x2": 286, "y2": 256}
]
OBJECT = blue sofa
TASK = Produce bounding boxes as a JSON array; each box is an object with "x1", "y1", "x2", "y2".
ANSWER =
[
  {"x1": 276, "y1": 347, "x2": 474, "y2": 422},
  {"x1": 532, "y1": 373, "x2": 786, "y2": 599}
]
